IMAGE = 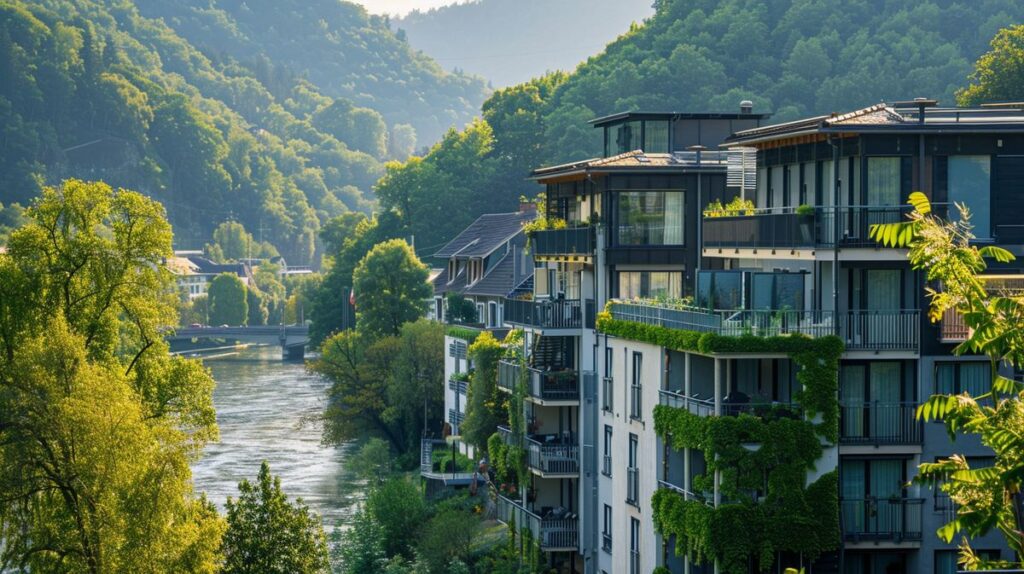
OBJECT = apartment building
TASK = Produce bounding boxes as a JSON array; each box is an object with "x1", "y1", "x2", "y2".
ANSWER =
[{"x1": 463, "y1": 100, "x2": 1023, "y2": 574}]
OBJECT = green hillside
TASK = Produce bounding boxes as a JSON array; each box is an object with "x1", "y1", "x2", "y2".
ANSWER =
[{"x1": 132, "y1": 0, "x2": 490, "y2": 147}]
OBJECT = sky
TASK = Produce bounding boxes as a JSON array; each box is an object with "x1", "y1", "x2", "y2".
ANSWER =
[{"x1": 358, "y1": 0, "x2": 464, "y2": 16}]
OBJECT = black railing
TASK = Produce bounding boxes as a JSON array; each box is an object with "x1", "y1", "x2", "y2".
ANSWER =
[
  {"x1": 630, "y1": 383, "x2": 642, "y2": 420},
  {"x1": 627, "y1": 467, "x2": 640, "y2": 506},
  {"x1": 497, "y1": 360, "x2": 579, "y2": 401},
  {"x1": 840, "y1": 402, "x2": 922, "y2": 445},
  {"x1": 503, "y1": 298, "x2": 582, "y2": 329},
  {"x1": 526, "y1": 436, "x2": 579, "y2": 475},
  {"x1": 658, "y1": 389, "x2": 715, "y2": 417},
  {"x1": 838, "y1": 310, "x2": 919, "y2": 351},
  {"x1": 841, "y1": 497, "x2": 924, "y2": 542},
  {"x1": 702, "y1": 205, "x2": 914, "y2": 250},
  {"x1": 531, "y1": 227, "x2": 594, "y2": 257},
  {"x1": 495, "y1": 493, "x2": 578, "y2": 551},
  {"x1": 602, "y1": 376, "x2": 614, "y2": 412},
  {"x1": 447, "y1": 376, "x2": 469, "y2": 394}
]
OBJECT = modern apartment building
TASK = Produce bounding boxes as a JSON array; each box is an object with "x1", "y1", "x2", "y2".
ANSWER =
[{"x1": 443, "y1": 100, "x2": 1023, "y2": 574}]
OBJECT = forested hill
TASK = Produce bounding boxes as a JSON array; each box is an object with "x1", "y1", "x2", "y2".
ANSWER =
[
  {"x1": 133, "y1": 0, "x2": 490, "y2": 146},
  {"x1": 393, "y1": 0, "x2": 654, "y2": 88},
  {"x1": 374, "y1": 0, "x2": 1024, "y2": 253},
  {"x1": 0, "y1": 0, "x2": 484, "y2": 265}
]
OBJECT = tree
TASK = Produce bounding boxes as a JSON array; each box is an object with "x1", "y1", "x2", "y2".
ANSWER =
[
  {"x1": 871, "y1": 193, "x2": 1024, "y2": 569},
  {"x1": 335, "y1": 508, "x2": 386, "y2": 574},
  {"x1": 958, "y1": 25, "x2": 1024, "y2": 106},
  {"x1": 416, "y1": 509, "x2": 480, "y2": 574},
  {"x1": 364, "y1": 477, "x2": 428, "y2": 559},
  {"x1": 0, "y1": 180, "x2": 222, "y2": 572},
  {"x1": 223, "y1": 461, "x2": 330, "y2": 574},
  {"x1": 389, "y1": 123, "x2": 417, "y2": 159},
  {"x1": 352, "y1": 239, "x2": 430, "y2": 339},
  {"x1": 461, "y1": 331, "x2": 507, "y2": 449},
  {"x1": 445, "y1": 293, "x2": 478, "y2": 324},
  {"x1": 384, "y1": 319, "x2": 446, "y2": 448},
  {"x1": 347, "y1": 437, "x2": 394, "y2": 484},
  {"x1": 208, "y1": 273, "x2": 249, "y2": 325}
]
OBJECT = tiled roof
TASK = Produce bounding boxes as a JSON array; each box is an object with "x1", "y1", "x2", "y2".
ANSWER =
[
  {"x1": 465, "y1": 252, "x2": 531, "y2": 297},
  {"x1": 433, "y1": 211, "x2": 533, "y2": 259},
  {"x1": 432, "y1": 264, "x2": 467, "y2": 296},
  {"x1": 824, "y1": 104, "x2": 904, "y2": 126}
]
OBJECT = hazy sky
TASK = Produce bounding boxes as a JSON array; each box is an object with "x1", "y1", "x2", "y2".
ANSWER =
[{"x1": 358, "y1": 0, "x2": 463, "y2": 16}]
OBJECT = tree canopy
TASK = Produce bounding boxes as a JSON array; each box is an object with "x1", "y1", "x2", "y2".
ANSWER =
[
  {"x1": 208, "y1": 273, "x2": 249, "y2": 326},
  {"x1": 959, "y1": 24, "x2": 1024, "y2": 106},
  {"x1": 352, "y1": 239, "x2": 431, "y2": 340}
]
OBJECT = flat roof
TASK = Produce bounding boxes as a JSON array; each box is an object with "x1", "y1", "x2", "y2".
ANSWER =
[{"x1": 589, "y1": 110, "x2": 771, "y2": 127}]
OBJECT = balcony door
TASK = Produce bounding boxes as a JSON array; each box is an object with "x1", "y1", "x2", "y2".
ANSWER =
[
  {"x1": 842, "y1": 459, "x2": 905, "y2": 538},
  {"x1": 858, "y1": 157, "x2": 905, "y2": 241},
  {"x1": 841, "y1": 363, "x2": 902, "y2": 442}
]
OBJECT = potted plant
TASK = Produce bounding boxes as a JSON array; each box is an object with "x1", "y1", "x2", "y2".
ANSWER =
[{"x1": 795, "y1": 203, "x2": 815, "y2": 243}]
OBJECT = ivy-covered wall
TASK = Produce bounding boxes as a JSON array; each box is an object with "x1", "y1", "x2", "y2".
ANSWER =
[{"x1": 597, "y1": 308, "x2": 843, "y2": 573}]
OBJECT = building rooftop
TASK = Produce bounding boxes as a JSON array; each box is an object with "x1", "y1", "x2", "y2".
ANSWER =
[
  {"x1": 589, "y1": 110, "x2": 772, "y2": 127},
  {"x1": 725, "y1": 101, "x2": 1024, "y2": 146},
  {"x1": 530, "y1": 149, "x2": 732, "y2": 181},
  {"x1": 433, "y1": 211, "x2": 534, "y2": 259}
]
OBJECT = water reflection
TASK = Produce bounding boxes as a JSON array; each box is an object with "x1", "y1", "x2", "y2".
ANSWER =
[{"x1": 190, "y1": 346, "x2": 360, "y2": 530}]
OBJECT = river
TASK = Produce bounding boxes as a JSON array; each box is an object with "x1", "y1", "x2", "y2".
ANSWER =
[{"x1": 190, "y1": 346, "x2": 361, "y2": 532}]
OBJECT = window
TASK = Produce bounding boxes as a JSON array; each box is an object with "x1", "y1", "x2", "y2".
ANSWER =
[
  {"x1": 487, "y1": 301, "x2": 499, "y2": 327},
  {"x1": 696, "y1": 270, "x2": 744, "y2": 309},
  {"x1": 613, "y1": 121, "x2": 642, "y2": 155},
  {"x1": 630, "y1": 352, "x2": 643, "y2": 420},
  {"x1": 935, "y1": 362, "x2": 990, "y2": 397},
  {"x1": 750, "y1": 272, "x2": 805, "y2": 311},
  {"x1": 629, "y1": 518, "x2": 640, "y2": 574},
  {"x1": 627, "y1": 434, "x2": 639, "y2": 505},
  {"x1": 949, "y1": 155, "x2": 992, "y2": 239},
  {"x1": 935, "y1": 550, "x2": 1000, "y2": 574},
  {"x1": 617, "y1": 271, "x2": 683, "y2": 300},
  {"x1": 602, "y1": 425, "x2": 612, "y2": 476},
  {"x1": 643, "y1": 121, "x2": 669, "y2": 153},
  {"x1": 476, "y1": 303, "x2": 485, "y2": 325},
  {"x1": 434, "y1": 297, "x2": 443, "y2": 322},
  {"x1": 867, "y1": 157, "x2": 901, "y2": 206},
  {"x1": 615, "y1": 191, "x2": 685, "y2": 245},
  {"x1": 603, "y1": 348, "x2": 614, "y2": 412},
  {"x1": 602, "y1": 505, "x2": 613, "y2": 553}
]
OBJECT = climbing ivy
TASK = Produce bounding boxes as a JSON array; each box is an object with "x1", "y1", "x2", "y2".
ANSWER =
[
  {"x1": 600, "y1": 306, "x2": 843, "y2": 573},
  {"x1": 445, "y1": 325, "x2": 481, "y2": 342}
]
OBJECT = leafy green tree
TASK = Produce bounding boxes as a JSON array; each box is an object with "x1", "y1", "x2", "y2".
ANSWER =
[
  {"x1": 223, "y1": 461, "x2": 330, "y2": 574},
  {"x1": 208, "y1": 273, "x2": 249, "y2": 325},
  {"x1": 871, "y1": 193, "x2": 1024, "y2": 569},
  {"x1": 348, "y1": 437, "x2": 394, "y2": 484},
  {"x1": 210, "y1": 221, "x2": 254, "y2": 262},
  {"x1": 385, "y1": 319, "x2": 446, "y2": 448},
  {"x1": 0, "y1": 180, "x2": 222, "y2": 573},
  {"x1": 364, "y1": 477, "x2": 429, "y2": 559},
  {"x1": 959, "y1": 25, "x2": 1024, "y2": 106},
  {"x1": 416, "y1": 509, "x2": 480, "y2": 574},
  {"x1": 352, "y1": 239, "x2": 431, "y2": 339},
  {"x1": 335, "y1": 508, "x2": 386, "y2": 574},
  {"x1": 462, "y1": 331, "x2": 506, "y2": 449},
  {"x1": 389, "y1": 123, "x2": 417, "y2": 159},
  {"x1": 445, "y1": 293, "x2": 478, "y2": 324},
  {"x1": 247, "y1": 286, "x2": 270, "y2": 326}
]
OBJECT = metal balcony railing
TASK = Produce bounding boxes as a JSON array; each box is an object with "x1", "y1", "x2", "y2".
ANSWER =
[
  {"x1": 602, "y1": 454, "x2": 612, "y2": 477},
  {"x1": 630, "y1": 549, "x2": 641, "y2": 574},
  {"x1": 630, "y1": 383, "x2": 642, "y2": 420},
  {"x1": 702, "y1": 205, "x2": 913, "y2": 251},
  {"x1": 420, "y1": 438, "x2": 476, "y2": 481},
  {"x1": 495, "y1": 493, "x2": 578, "y2": 551},
  {"x1": 941, "y1": 308, "x2": 970, "y2": 342},
  {"x1": 602, "y1": 376, "x2": 614, "y2": 412},
  {"x1": 526, "y1": 436, "x2": 579, "y2": 475},
  {"x1": 503, "y1": 298, "x2": 583, "y2": 330},
  {"x1": 602, "y1": 532, "x2": 612, "y2": 553},
  {"x1": 447, "y1": 408, "x2": 465, "y2": 427},
  {"x1": 840, "y1": 402, "x2": 922, "y2": 445},
  {"x1": 447, "y1": 376, "x2": 469, "y2": 394},
  {"x1": 841, "y1": 497, "x2": 924, "y2": 542},
  {"x1": 627, "y1": 467, "x2": 640, "y2": 506},
  {"x1": 531, "y1": 227, "x2": 594, "y2": 258},
  {"x1": 609, "y1": 302, "x2": 920, "y2": 351},
  {"x1": 658, "y1": 389, "x2": 714, "y2": 417},
  {"x1": 497, "y1": 360, "x2": 579, "y2": 401},
  {"x1": 657, "y1": 479, "x2": 712, "y2": 506}
]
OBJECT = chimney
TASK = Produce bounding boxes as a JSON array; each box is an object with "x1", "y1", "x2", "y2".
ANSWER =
[{"x1": 740, "y1": 100, "x2": 753, "y2": 114}]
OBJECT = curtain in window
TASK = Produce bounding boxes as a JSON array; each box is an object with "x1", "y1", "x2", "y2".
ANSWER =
[
  {"x1": 935, "y1": 364, "x2": 955, "y2": 395},
  {"x1": 866, "y1": 270, "x2": 901, "y2": 310},
  {"x1": 870, "y1": 459, "x2": 904, "y2": 534},
  {"x1": 842, "y1": 460, "x2": 866, "y2": 533},
  {"x1": 870, "y1": 363, "x2": 901, "y2": 441},
  {"x1": 949, "y1": 155, "x2": 992, "y2": 239},
  {"x1": 841, "y1": 366, "x2": 866, "y2": 439},
  {"x1": 663, "y1": 192, "x2": 684, "y2": 244},
  {"x1": 960, "y1": 362, "x2": 990, "y2": 396},
  {"x1": 643, "y1": 121, "x2": 669, "y2": 153},
  {"x1": 867, "y1": 157, "x2": 901, "y2": 206}
]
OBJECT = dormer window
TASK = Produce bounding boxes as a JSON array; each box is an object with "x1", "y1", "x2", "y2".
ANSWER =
[
  {"x1": 468, "y1": 258, "x2": 484, "y2": 285},
  {"x1": 447, "y1": 258, "x2": 456, "y2": 284}
]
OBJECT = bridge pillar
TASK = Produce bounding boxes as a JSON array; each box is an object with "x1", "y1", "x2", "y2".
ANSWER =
[{"x1": 282, "y1": 344, "x2": 305, "y2": 361}]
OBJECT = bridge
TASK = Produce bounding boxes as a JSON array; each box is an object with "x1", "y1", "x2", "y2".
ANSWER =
[{"x1": 167, "y1": 325, "x2": 310, "y2": 360}]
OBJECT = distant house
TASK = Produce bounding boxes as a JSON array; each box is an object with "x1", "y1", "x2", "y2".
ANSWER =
[{"x1": 165, "y1": 251, "x2": 252, "y2": 300}]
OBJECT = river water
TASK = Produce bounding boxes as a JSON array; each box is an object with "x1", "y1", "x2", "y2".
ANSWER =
[{"x1": 190, "y1": 346, "x2": 361, "y2": 531}]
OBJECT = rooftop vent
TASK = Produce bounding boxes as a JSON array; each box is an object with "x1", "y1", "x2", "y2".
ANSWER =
[{"x1": 740, "y1": 100, "x2": 753, "y2": 114}]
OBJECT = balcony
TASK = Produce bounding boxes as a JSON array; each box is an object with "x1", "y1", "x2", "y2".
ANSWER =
[
  {"x1": 497, "y1": 426, "x2": 579, "y2": 476},
  {"x1": 531, "y1": 227, "x2": 594, "y2": 259},
  {"x1": 702, "y1": 205, "x2": 912, "y2": 252},
  {"x1": 840, "y1": 402, "x2": 922, "y2": 445},
  {"x1": 497, "y1": 360, "x2": 579, "y2": 402},
  {"x1": 608, "y1": 302, "x2": 920, "y2": 352},
  {"x1": 420, "y1": 438, "x2": 477, "y2": 483},
  {"x1": 503, "y1": 298, "x2": 583, "y2": 330},
  {"x1": 448, "y1": 374, "x2": 469, "y2": 394},
  {"x1": 657, "y1": 479, "x2": 711, "y2": 506},
  {"x1": 601, "y1": 376, "x2": 614, "y2": 412},
  {"x1": 495, "y1": 493, "x2": 578, "y2": 551},
  {"x1": 940, "y1": 308, "x2": 970, "y2": 343},
  {"x1": 841, "y1": 497, "x2": 924, "y2": 543},
  {"x1": 658, "y1": 389, "x2": 714, "y2": 417},
  {"x1": 626, "y1": 467, "x2": 640, "y2": 506},
  {"x1": 447, "y1": 408, "x2": 465, "y2": 428}
]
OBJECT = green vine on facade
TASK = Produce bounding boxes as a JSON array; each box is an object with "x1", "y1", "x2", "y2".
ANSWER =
[
  {"x1": 598, "y1": 307, "x2": 843, "y2": 572},
  {"x1": 446, "y1": 325, "x2": 481, "y2": 343}
]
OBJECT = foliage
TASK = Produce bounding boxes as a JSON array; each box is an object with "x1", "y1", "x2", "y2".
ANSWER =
[
  {"x1": 0, "y1": 201, "x2": 26, "y2": 244},
  {"x1": 335, "y1": 508, "x2": 386, "y2": 574},
  {"x1": 223, "y1": 461, "x2": 330, "y2": 574},
  {"x1": 415, "y1": 508, "x2": 480, "y2": 573},
  {"x1": 795, "y1": 204, "x2": 815, "y2": 217},
  {"x1": 384, "y1": 319, "x2": 446, "y2": 449},
  {"x1": 445, "y1": 293, "x2": 479, "y2": 324},
  {"x1": 959, "y1": 24, "x2": 1024, "y2": 106},
  {"x1": 207, "y1": 221, "x2": 278, "y2": 262},
  {"x1": 703, "y1": 196, "x2": 757, "y2": 217},
  {"x1": 871, "y1": 193, "x2": 1024, "y2": 568},
  {"x1": 463, "y1": 331, "x2": 507, "y2": 449},
  {"x1": 364, "y1": 477, "x2": 429, "y2": 559},
  {"x1": 348, "y1": 438, "x2": 394, "y2": 484},
  {"x1": 208, "y1": 273, "x2": 249, "y2": 326},
  {"x1": 0, "y1": 180, "x2": 222, "y2": 572},
  {"x1": 352, "y1": 239, "x2": 431, "y2": 340},
  {"x1": 446, "y1": 325, "x2": 482, "y2": 342}
]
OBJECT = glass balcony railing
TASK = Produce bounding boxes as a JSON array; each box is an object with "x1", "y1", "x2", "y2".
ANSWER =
[
  {"x1": 495, "y1": 493, "x2": 578, "y2": 551},
  {"x1": 658, "y1": 389, "x2": 714, "y2": 417},
  {"x1": 497, "y1": 360, "x2": 579, "y2": 402},
  {"x1": 840, "y1": 402, "x2": 922, "y2": 445},
  {"x1": 531, "y1": 227, "x2": 594, "y2": 258},
  {"x1": 608, "y1": 302, "x2": 920, "y2": 351},
  {"x1": 841, "y1": 497, "x2": 924, "y2": 542},
  {"x1": 503, "y1": 298, "x2": 584, "y2": 330}
]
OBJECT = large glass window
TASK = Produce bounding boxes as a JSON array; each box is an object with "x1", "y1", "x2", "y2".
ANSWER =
[
  {"x1": 618, "y1": 271, "x2": 683, "y2": 300},
  {"x1": 697, "y1": 270, "x2": 744, "y2": 309},
  {"x1": 949, "y1": 155, "x2": 992, "y2": 239},
  {"x1": 935, "y1": 362, "x2": 990, "y2": 396},
  {"x1": 613, "y1": 121, "x2": 642, "y2": 155},
  {"x1": 616, "y1": 191, "x2": 684, "y2": 245},
  {"x1": 643, "y1": 121, "x2": 669, "y2": 153},
  {"x1": 867, "y1": 157, "x2": 901, "y2": 206},
  {"x1": 751, "y1": 272, "x2": 805, "y2": 310}
]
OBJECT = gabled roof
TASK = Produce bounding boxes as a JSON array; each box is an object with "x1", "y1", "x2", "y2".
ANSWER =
[
  {"x1": 465, "y1": 252, "x2": 523, "y2": 297},
  {"x1": 433, "y1": 211, "x2": 533, "y2": 259}
]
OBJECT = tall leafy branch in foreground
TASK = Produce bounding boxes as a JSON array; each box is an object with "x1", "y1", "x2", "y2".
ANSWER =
[
  {"x1": 871, "y1": 193, "x2": 1024, "y2": 570},
  {"x1": 0, "y1": 179, "x2": 223, "y2": 572}
]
